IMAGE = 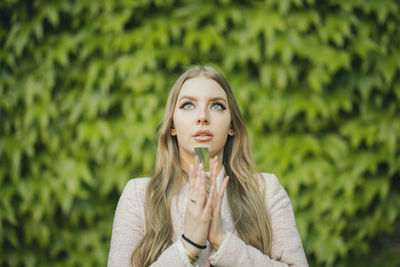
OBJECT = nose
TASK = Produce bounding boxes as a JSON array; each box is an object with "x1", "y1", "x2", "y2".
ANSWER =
[{"x1": 196, "y1": 106, "x2": 209, "y2": 125}]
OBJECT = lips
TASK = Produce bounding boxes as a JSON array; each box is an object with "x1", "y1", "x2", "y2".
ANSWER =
[{"x1": 193, "y1": 129, "x2": 214, "y2": 142}]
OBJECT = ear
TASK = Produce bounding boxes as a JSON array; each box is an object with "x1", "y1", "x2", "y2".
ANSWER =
[
  {"x1": 171, "y1": 128, "x2": 177, "y2": 136},
  {"x1": 228, "y1": 129, "x2": 234, "y2": 136}
]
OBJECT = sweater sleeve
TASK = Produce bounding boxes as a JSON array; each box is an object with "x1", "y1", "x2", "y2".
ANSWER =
[
  {"x1": 209, "y1": 173, "x2": 308, "y2": 267},
  {"x1": 209, "y1": 232, "x2": 289, "y2": 267},
  {"x1": 107, "y1": 179, "x2": 194, "y2": 267}
]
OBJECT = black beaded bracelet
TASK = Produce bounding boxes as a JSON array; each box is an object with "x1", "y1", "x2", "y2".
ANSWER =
[{"x1": 181, "y1": 234, "x2": 207, "y2": 249}]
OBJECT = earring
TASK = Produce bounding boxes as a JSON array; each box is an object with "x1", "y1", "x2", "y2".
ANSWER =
[
  {"x1": 228, "y1": 129, "x2": 234, "y2": 136},
  {"x1": 171, "y1": 129, "x2": 176, "y2": 136}
]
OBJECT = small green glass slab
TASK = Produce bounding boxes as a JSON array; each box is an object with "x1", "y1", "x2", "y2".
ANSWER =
[{"x1": 194, "y1": 147, "x2": 209, "y2": 172}]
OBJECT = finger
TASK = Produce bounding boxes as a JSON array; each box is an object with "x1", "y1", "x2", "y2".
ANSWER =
[
  {"x1": 210, "y1": 156, "x2": 218, "y2": 188},
  {"x1": 190, "y1": 156, "x2": 200, "y2": 195},
  {"x1": 212, "y1": 177, "x2": 218, "y2": 209},
  {"x1": 193, "y1": 162, "x2": 203, "y2": 202},
  {"x1": 209, "y1": 156, "x2": 215, "y2": 178},
  {"x1": 196, "y1": 161, "x2": 202, "y2": 190},
  {"x1": 189, "y1": 164, "x2": 198, "y2": 197},
  {"x1": 218, "y1": 176, "x2": 229, "y2": 202},
  {"x1": 194, "y1": 155, "x2": 200, "y2": 171},
  {"x1": 192, "y1": 156, "x2": 200, "y2": 184},
  {"x1": 214, "y1": 176, "x2": 229, "y2": 216},
  {"x1": 199, "y1": 167, "x2": 207, "y2": 207},
  {"x1": 203, "y1": 185, "x2": 215, "y2": 217},
  {"x1": 189, "y1": 164, "x2": 195, "y2": 189}
]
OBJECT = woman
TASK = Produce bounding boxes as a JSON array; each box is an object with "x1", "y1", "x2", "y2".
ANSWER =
[{"x1": 108, "y1": 66, "x2": 308, "y2": 267}]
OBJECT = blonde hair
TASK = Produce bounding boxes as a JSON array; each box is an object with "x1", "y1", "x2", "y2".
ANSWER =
[{"x1": 132, "y1": 66, "x2": 272, "y2": 266}]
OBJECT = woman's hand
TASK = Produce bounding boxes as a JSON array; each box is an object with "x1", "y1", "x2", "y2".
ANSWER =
[
  {"x1": 182, "y1": 156, "x2": 216, "y2": 256},
  {"x1": 208, "y1": 157, "x2": 229, "y2": 251}
]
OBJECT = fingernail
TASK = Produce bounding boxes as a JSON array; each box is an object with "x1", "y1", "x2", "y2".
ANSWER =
[{"x1": 190, "y1": 164, "x2": 193, "y2": 171}]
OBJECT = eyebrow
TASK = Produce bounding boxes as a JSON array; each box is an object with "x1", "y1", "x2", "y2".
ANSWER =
[{"x1": 178, "y1": 96, "x2": 227, "y2": 103}]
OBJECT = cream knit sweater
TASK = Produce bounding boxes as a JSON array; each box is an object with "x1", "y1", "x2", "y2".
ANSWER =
[{"x1": 108, "y1": 167, "x2": 308, "y2": 267}]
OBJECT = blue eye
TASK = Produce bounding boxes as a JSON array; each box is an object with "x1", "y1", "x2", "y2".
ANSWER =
[
  {"x1": 211, "y1": 102, "x2": 226, "y2": 110},
  {"x1": 180, "y1": 102, "x2": 195, "y2": 110}
]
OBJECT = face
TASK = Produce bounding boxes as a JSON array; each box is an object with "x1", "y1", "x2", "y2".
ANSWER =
[{"x1": 171, "y1": 76, "x2": 232, "y2": 169}]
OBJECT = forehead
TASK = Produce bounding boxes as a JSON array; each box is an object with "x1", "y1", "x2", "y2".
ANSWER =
[{"x1": 178, "y1": 76, "x2": 227, "y2": 99}]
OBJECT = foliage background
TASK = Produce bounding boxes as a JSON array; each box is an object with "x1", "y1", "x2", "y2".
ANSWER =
[{"x1": 1, "y1": 0, "x2": 400, "y2": 266}]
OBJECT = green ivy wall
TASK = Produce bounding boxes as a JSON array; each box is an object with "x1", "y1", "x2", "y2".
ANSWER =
[{"x1": 1, "y1": 0, "x2": 399, "y2": 266}]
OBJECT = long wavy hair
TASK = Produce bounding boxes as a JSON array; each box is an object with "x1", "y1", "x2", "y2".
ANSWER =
[{"x1": 132, "y1": 66, "x2": 272, "y2": 266}]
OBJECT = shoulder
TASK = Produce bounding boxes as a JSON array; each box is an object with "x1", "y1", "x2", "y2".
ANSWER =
[
  {"x1": 256, "y1": 172, "x2": 284, "y2": 194},
  {"x1": 119, "y1": 177, "x2": 151, "y2": 203},
  {"x1": 257, "y1": 173, "x2": 292, "y2": 210},
  {"x1": 124, "y1": 177, "x2": 151, "y2": 191},
  {"x1": 258, "y1": 172, "x2": 280, "y2": 185}
]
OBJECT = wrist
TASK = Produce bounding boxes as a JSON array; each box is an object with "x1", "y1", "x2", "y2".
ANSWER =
[
  {"x1": 185, "y1": 249, "x2": 199, "y2": 264},
  {"x1": 211, "y1": 232, "x2": 227, "y2": 251},
  {"x1": 181, "y1": 236, "x2": 202, "y2": 256}
]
